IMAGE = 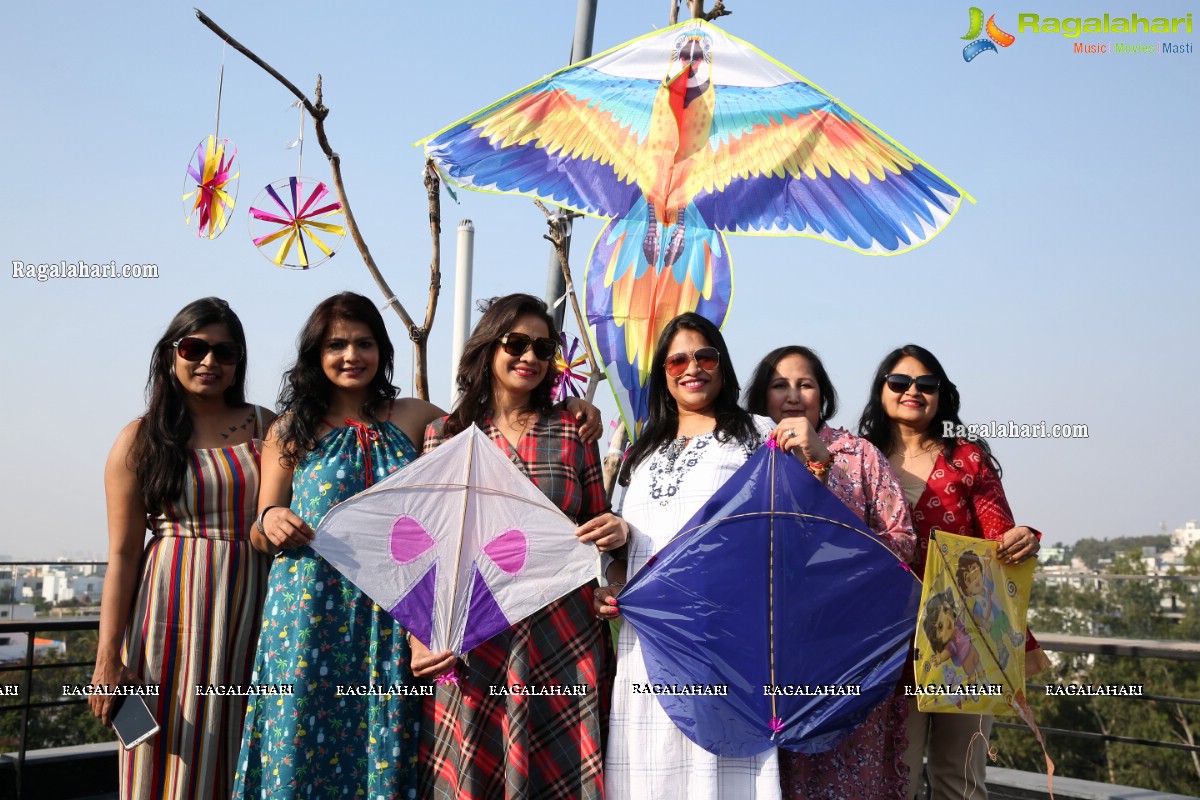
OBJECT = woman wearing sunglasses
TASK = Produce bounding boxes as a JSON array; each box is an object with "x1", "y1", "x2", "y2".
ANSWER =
[
  {"x1": 743, "y1": 345, "x2": 915, "y2": 800},
  {"x1": 92, "y1": 298, "x2": 273, "y2": 799},
  {"x1": 600, "y1": 312, "x2": 780, "y2": 800},
  {"x1": 418, "y1": 293, "x2": 625, "y2": 800},
  {"x1": 858, "y1": 344, "x2": 1046, "y2": 800},
  {"x1": 233, "y1": 292, "x2": 451, "y2": 799}
]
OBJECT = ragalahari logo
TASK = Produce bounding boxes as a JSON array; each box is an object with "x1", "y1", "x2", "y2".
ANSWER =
[{"x1": 962, "y1": 8, "x2": 1016, "y2": 61}]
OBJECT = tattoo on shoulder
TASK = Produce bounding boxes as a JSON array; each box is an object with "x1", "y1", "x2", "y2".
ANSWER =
[{"x1": 220, "y1": 409, "x2": 257, "y2": 439}]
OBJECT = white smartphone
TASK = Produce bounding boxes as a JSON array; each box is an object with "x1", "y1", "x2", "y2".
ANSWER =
[{"x1": 111, "y1": 694, "x2": 159, "y2": 750}]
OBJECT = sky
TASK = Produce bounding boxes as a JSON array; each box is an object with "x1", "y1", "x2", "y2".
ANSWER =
[{"x1": 2, "y1": 1, "x2": 1197, "y2": 560}]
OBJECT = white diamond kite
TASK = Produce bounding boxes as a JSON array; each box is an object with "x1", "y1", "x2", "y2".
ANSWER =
[{"x1": 314, "y1": 425, "x2": 601, "y2": 654}]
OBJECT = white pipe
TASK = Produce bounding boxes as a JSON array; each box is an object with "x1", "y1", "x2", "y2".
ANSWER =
[{"x1": 450, "y1": 220, "x2": 475, "y2": 404}]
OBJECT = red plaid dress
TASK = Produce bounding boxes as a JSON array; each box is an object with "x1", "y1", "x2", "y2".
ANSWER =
[{"x1": 420, "y1": 411, "x2": 614, "y2": 800}]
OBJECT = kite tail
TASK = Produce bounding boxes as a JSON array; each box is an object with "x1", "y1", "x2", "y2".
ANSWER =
[{"x1": 585, "y1": 197, "x2": 732, "y2": 439}]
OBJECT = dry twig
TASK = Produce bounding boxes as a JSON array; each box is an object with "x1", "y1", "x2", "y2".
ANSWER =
[{"x1": 193, "y1": 9, "x2": 441, "y2": 400}]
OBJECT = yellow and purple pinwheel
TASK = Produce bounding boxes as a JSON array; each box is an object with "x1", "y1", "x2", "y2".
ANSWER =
[
  {"x1": 183, "y1": 135, "x2": 239, "y2": 239},
  {"x1": 552, "y1": 332, "x2": 588, "y2": 402},
  {"x1": 421, "y1": 20, "x2": 970, "y2": 437},
  {"x1": 248, "y1": 176, "x2": 346, "y2": 269}
]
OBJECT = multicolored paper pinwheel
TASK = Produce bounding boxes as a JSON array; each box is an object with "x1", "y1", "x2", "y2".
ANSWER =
[
  {"x1": 248, "y1": 177, "x2": 346, "y2": 269},
  {"x1": 183, "y1": 135, "x2": 239, "y2": 239},
  {"x1": 617, "y1": 440, "x2": 921, "y2": 756},
  {"x1": 552, "y1": 332, "x2": 588, "y2": 402},
  {"x1": 421, "y1": 20, "x2": 970, "y2": 438}
]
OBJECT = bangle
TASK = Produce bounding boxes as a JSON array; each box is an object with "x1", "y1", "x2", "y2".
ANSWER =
[
  {"x1": 806, "y1": 459, "x2": 831, "y2": 483},
  {"x1": 256, "y1": 505, "x2": 286, "y2": 536}
]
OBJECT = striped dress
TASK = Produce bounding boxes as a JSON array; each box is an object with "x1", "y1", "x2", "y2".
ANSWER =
[{"x1": 119, "y1": 407, "x2": 271, "y2": 800}]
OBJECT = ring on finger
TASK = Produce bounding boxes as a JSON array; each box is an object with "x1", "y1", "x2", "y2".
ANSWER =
[{"x1": 786, "y1": 428, "x2": 796, "y2": 438}]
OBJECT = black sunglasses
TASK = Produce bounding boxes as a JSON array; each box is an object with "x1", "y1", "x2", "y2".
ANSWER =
[
  {"x1": 664, "y1": 347, "x2": 720, "y2": 377},
  {"x1": 884, "y1": 373, "x2": 940, "y2": 395},
  {"x1": 498, "y1": 333, "x2": 557, "y2": 361},
  {"x1": 173, "y1": 337, "x2": 243, "y2": 366}
]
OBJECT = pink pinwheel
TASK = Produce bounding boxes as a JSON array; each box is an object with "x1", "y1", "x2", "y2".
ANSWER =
[
  {"x1": 552, "y1": 332, "x2": 588, "y2": 402},
  {"x1": 248, "y1": 176, "x2": 346, "y2": 269},
  {"x1": 183, "y1": 135, "x2": 239, "y2": 239}
]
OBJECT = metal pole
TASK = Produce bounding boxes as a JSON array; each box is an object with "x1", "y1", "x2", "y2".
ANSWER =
[
  {"x1": 450, "y1": 220, "x2": 475, "y2": 403},
  {"x1": 544, "y1": 0, "x2": 597, "y2": 329}
]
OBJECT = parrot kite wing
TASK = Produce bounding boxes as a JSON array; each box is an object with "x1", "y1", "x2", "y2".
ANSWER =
[
  {"x1": 421, "y1": 20, "x2": 968, "y2": 437},
  {"x1": 313, "y1": 425, "x2": 600, "y2": 655}
]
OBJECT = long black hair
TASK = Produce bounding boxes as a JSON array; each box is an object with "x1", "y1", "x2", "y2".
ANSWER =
[
  {"x1": 131, "y1": 297, "x2": 249, "y2": 512},
  {"x1": 744, "y1": 345, "x2": 838, "y2": 425},
  {"x1": 619, "y1": 313, "x2": 757, "y2": 486},
  {"x1": 857, "y1": 344, "x2": 1000, "y2": 474},
  {"x1": 275, "y1": 292, "x2": 397, "y2": 467},
  {"x1": 444, "y1": 294, "x2": 558, "y2": 437}
]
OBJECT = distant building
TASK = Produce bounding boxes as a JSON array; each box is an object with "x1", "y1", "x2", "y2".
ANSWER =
[{"x1": 0, "y1": 604, "x2": 64, "y2": 663}]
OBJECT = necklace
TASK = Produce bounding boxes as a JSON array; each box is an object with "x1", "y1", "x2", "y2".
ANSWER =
[{"x1": 898, "y1": 442, "x2": 939, "y2": 461}]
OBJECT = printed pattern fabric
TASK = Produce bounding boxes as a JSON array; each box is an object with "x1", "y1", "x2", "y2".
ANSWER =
[
  {"x1": 120, "y1": 408, "x2": 270, "y2": 800},
  {"x1": 909, "y1": 441, "x2": 1040, "y2": 654},
  {"x1": 232, "y1": 421, "x2": 421, "y2": 799},
  {"x1": 419, "y1": 410, "x2": 613, "y2": 800}
]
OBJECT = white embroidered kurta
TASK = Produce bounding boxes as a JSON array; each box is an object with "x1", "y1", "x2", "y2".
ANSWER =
[{"x1": 606, "y1": 416, "x2": 781, "y2": 800}]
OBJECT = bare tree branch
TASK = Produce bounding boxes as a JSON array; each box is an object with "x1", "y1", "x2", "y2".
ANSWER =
[
  {"x1": 194, "y1": 9, "x2": 442, "y2": 400},
  {"x1": 705, "y1": 0, "x2": 732, "y2": 21},
  {"x1": 532, "y1": 200, "x2": 605, "y2": 400},
  {"x1": 682, "y1": 0, "x2": 731, "y2": 21}
]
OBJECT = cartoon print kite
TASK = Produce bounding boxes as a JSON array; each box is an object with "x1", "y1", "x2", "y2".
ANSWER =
[
  {"x1": 312, "y1": 425, "x2": 600, "y2": 655},
  {"x1": 421, "y1": 19, "x2": 969, "y2": 436}
]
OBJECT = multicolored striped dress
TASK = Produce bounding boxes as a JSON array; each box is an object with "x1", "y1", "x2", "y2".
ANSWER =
[
  {"x1": 420, "y1": 411, "x2": 613, "y2": 800},
  {"x1": 120, "y1": 406, "x2": 271, "y2": 800},
  {"x1": 232, "y1": 418, "x2": 422, "y2": 799}
]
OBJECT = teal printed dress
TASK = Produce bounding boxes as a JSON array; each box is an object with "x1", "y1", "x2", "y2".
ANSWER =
[{"x1": 233, "y1": 420, "x2": 421, "y2": 800}]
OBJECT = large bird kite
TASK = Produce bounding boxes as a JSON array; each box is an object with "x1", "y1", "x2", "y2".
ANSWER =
[{"x1": 422, "y1": 20, "x2": 969, "y2": 436}]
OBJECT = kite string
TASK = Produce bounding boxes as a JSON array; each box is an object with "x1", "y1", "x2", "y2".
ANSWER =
[
  {"x1": 296, "y1": 100, "x2": 305, "y2": 178},
  {"x1": 214, "y1": 43, "x2": 226, "y2": 140}
]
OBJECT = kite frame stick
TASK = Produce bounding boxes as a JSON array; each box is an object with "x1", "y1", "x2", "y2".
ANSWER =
[
  {"x1": 767, "y1": 447, "x2": 778, "y2": 734},
  {"x1": 444, "y1": 433, "x2": 478, "y2": 651}
]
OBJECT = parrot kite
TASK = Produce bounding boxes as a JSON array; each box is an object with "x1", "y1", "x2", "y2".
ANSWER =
[{"x1": 421, "y1": 20, "x2": 969, "y2": 437}]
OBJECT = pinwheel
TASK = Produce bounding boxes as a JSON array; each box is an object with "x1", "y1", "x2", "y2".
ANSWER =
[
  {"x1": 617, "y1": 440, "x2": 922, "y2": 757},
  {"x1": 248, "y1": 177, "x2": 346, "y2": 269},
  {"x1": 421, "y1": 19, "x2": 969, "y2": 437},
  {"x1": 552, "y1": 332, "x2": 588, "y2": 402},
  {"x1": 183, "y1": 135, "x2": 239, "y2": 239},
  {"x1": 312, "y1": 425, "x2": 599, "y2": 654}
]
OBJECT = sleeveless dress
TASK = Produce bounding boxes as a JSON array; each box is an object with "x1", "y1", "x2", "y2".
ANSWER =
[
  {"x1": 232, "y1": 418, "x2": 421, "y2": 799},
  {"x1": 119, "y1": 407, "x2": 271, "y2": 800}
]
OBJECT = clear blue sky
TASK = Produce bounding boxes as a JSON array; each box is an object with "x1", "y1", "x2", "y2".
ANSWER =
[{"x1": 2, "y1": 1, "x2": 1196, "y2": 559}]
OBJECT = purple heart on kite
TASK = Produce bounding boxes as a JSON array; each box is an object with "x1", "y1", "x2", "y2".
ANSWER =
[
  {"x1": 482, "y1": 529, "x2": 528, "y2": 574},
  {"x1": 390, "y1": 516, "x2": 437, "y2": 564}
]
